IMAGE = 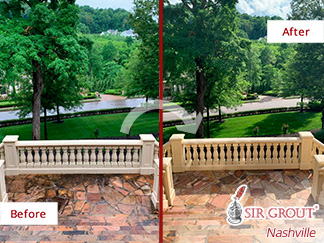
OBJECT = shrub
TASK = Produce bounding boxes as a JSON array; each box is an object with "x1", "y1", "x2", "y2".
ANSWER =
[
  {"x1": 83, "y1": 93, "x2": 100, "y2": 100},
  {"x1": 253, "y1": 126, "x2": 259, "y2": 136},
  {"x1": 307, "y1": 100, "x2": 322, "y2": 112},
  {"x1": 315, "y1": 130, "x2": 324, "y2": 143},
  {"x1": 282, "y1": 123, "x2": 289, "y2": 135},
  {"x1": 104, "y1": 89, "x2": 122, "y2": 95},
  {"x1": 94, "y1": 128, "x2": 99, "y2": 138},
  {"x1": 243, "y1": 93, "x2": 258, "y2": 100},
  {"x1": 263, "y1": 90, "x2": 279, "y2": 97}
]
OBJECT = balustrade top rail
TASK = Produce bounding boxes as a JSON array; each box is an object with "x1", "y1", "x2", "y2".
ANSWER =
[
  {"x1": 16, "y1": 140, "x2": 143, "y2": 147},
  {"x1": 181, "y1": 137, "x2": 301, "y2": 145}
]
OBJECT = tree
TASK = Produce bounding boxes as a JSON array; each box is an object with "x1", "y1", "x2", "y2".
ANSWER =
[
  {"x1": 0, "y1": 0, "x2": 88, "y2": 140},
  {"x1": 286, "y1": 0, "x2": 324, "y2": 126},
  {"x1": 246, "y1": 45, "x2": 262, "y2": 93},
  {"x1": 78, "y1": 6, "x2": 132, "y2": 34},
  {"x1": 121, "y1": 0, "x2": 159, "y2": 101},
  {"x1": 164, "y1": 0, "x2": 240, "y2": 138}
]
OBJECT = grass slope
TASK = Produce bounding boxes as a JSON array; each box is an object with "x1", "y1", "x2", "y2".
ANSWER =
[
  {"x1": 163, "y1": 111, "x2": 321, "y2": 141},
  {"x1": 0, "y1": 112, "x2": 158, "y2": 141}
]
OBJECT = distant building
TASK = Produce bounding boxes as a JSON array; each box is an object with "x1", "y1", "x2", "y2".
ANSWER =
[
  {"x1": 121, "y1": 29, "x2": 138, "y2": 39},
  {"x1": 100, "y1": 29, "x2": 118, "y2": 36},
  {"x1": 100, "y1": 29, "x2": 138, "y2": 39}
]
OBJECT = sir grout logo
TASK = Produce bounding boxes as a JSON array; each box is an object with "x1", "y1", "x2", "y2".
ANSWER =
[
  {"x1": 226, "y1": 185, "x2": 320, "y2": 231},
  {"x1": 226, "y1": 184, "x2": 247, "y2": 226}
]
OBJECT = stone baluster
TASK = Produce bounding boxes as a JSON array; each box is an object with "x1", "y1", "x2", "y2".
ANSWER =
[
  {"x1": 48, "y1": 147, "x2": 55, "y2": 167},
  {"x1": 206, "y1": 144, "x2": 212, "y2": 166},
  {"x1": 273, "y1": 143, "x2": 279, "y2": 164},
  {"x1": 119, "y1": 147, "x2": 125, "y2": 168},
  {"x1": 62, "y1": 148, "x2": 69, "y2": 167},
  {"x1": 34, "y1": 147, "x2": 41, "y2": 168},
  {"x1": 84, "y1": 147, "x2": 90, "y2": 167},
  {"x1": 76, "y1": 147, "x2": 82, "y2": 166},
  {"x1": 26, "y1": 147, "x2": 33, "y2": 168},
  {"x1": 97, "y1": 147, "x2": 104, "y2": 167},
  {"x1": 111, "y1": 147, "x2": 118, "y2": 167},
  {"x1": 90, "y1": 147, "x2": 96, "y2": 167},
  {"x1": 70, "y1": 147, "x2": 76, "y2": 166}
]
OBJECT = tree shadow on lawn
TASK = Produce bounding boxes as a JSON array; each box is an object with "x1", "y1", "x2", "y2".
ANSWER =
[{"x1": 244, "y1": 112, "x2": 319, "y2": 137}]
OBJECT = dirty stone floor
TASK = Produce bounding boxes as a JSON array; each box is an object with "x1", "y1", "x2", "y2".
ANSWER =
[
  {"x1": 1, "y1": 174, "x2": 158, "y2": 242},
  {"x1": 164, "y1": 170, "x2": 324, "y2": 243}
]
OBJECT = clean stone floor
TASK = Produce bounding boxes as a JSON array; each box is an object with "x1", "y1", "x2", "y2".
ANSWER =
[
  {"x1": 164, "y1": 170, "x2": 324, "y2": 243},
  {"x1": 1, "y1": 174, "x2": 158, "y2": 242}
]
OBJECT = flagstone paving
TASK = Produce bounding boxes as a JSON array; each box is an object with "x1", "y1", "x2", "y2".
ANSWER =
[
  {"x1": 164, "y1": 170, "x2": 324, "y2": 243},
  {"x1": 1, "y1": 174, "x2": 158, "y2": 242}
]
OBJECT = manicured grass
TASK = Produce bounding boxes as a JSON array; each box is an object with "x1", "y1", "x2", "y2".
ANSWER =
[
  {"x1": 0, "y1": 100, "x2": 15, "y2": 108},
  {"x1": 163, "y1": 111, "x2": 322, "y2": 142},
  {"x1": 0, "y1": 112, "x2": 158, "y2": 141}
]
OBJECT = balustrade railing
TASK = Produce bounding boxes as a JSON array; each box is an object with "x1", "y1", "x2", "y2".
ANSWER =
[
  {"x1": 17, "y1": 141, "x2": 142, "y2": 169},
  {"x1": 168, "y1": 132, "x2": 313, "y2": 172},
  {"x1": 1, "y1": 135, "x2": 157, "y2": 175},
  {"x1": 163, "y1": 141, "x2": 172, "y2": 158},
  {"x1": 313, "y1": 138, "x2": 324, "y2": 155},
  {"x1": 182, "y1": 137, "x2": 301, "y2": 170}
]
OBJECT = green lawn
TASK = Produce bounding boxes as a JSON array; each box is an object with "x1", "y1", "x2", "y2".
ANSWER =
[
  {"x1": 163, "y1": 111, "x2": 322, "y2": 142},
  {"x1": 0, "y1": 112, "x2": 158, "y2": 141},
  {"x1": 1, "y1": 111, "x2": 322, "y2": 143},
  {"x1": 0, "y1": 100, "x2": 15, "y2": 108}
]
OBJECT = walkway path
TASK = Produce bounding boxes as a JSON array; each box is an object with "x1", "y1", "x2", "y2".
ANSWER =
[
  {"x1": 2, "y1": 173, "x2": 158, "y2": 242},
  {"x1": 0, "y1": 95, "x2": 304, "y2": 122},
  {"x1": 163, "y1": 96, "x2": 306, "y2": 121},
  {"x1": 164, "y1": 169, "x2": 323, "y2": 243},
  {"x1": 0, "y1": 95, "x2": 146, "y2": 121}
]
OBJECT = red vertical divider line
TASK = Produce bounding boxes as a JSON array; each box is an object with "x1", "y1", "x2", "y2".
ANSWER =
[{"x1": 159, "y1": 0, "x2": 163, "y2": 241}]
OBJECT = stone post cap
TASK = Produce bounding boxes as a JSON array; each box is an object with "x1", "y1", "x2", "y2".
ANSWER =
[
  {"x1": 163, "y1": 157, "x2": 172, "y2": 168},
  {"x1": 139, "y1": 134, "x2": 156, "y2": 142},
  {"x1": 2, "y1": 135, "x2": 19, "y2": 143},
  {"x1": 298, "y1": 132, "x2": 314, "y2": 138},
  {"x1": 170, "y1": 134, "x2": 185, "y2": 140}
]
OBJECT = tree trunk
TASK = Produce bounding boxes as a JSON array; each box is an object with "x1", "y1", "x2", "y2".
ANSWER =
[
  {"x1": 32, "y1": 60, "x2": 44, "y2": 140},
  {"x1": 44, "y1": 108, "x2": 48, "y2": 140},
  {"x1": 56, "y1": 104, "x2": 61, "y2": 123},
  {"x1": 218, "y1": 105, "x2": 222, "y2": 123},
  {"x1": 300, "y1": 94, "x2": 304, "y2": 113},
  {"x1": 146, "y1": 96, "x2": 148, "y2": 102},
  {"x1": 195, "y1": 57, "x2": 206, "y2": 138},
  {"x1": 207, "y1": 106, "x2": 210, "y2": 138}
]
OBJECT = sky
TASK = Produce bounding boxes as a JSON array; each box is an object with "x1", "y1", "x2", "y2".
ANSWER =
[
  {"x1": 75, "y1": 0, "x2": 133, "y2": 11},
  {"x1": 76, "y1": 0, "x2": 292, "y2": 19}
]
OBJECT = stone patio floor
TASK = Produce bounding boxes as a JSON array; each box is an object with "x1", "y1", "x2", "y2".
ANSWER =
[
  {"x1": 164, "y1": 170, "x2": 324, "y2": 243},
  {"x1": 1, "y1": 174, "x2": 158, "y2": 242}
]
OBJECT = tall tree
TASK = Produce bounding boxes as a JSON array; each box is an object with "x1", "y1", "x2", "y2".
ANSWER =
[
  {"x1": 164, "y1": 0, "x2": 240, "y2": 137},
  {"x1": 287, "y1": 0, "x2": 324, "y2": 126},
  {"x1": 0, "y1": 0, "x2": 88, "y2": 139},
  {"x1": 121, "y1": 0, "x2": 159, "y2": 101}
]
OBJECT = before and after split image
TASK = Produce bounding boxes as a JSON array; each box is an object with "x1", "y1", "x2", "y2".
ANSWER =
[{"x1": 1, "y1": 0, "x2": 324, "y2": 242}]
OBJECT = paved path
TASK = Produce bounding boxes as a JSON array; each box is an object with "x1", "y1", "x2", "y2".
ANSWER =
[
  {"x1": 0, "y1": 95, "x2": 146, "y2": 121},
  {"x1": 3, "y1": 173, "x2": 158, "y2": 242},
  {"x1": 163, "y1": 170, "x2": 322, "y2": 243},
  {"x1": 0, "y1": 95, "x2": 303, "y2": 122},
  {"x1": 163, "y1": 96, "x2": 305, "y2": 121}
]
